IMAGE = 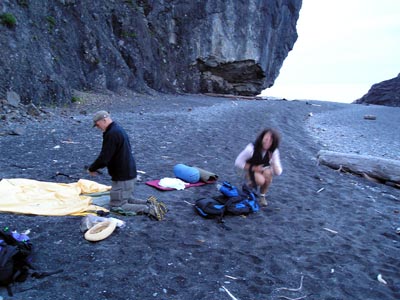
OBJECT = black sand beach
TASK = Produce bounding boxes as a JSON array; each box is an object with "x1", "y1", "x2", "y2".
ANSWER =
[{"x1": 1, "y1": 92, "x2": 399, "y2": 299}]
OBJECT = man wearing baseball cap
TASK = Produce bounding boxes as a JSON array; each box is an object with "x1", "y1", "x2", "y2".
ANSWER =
[{"x1": 88, "y1": 110, "x2": 166, "y2": 219}]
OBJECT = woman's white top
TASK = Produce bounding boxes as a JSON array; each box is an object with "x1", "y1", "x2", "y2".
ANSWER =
[{"x1": 234, "y1": 143, "x2": 282, "y2": 176}]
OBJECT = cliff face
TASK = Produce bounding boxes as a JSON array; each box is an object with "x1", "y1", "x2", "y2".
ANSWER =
[
  {"x1": 0, "y1": 0, "x2": 302, "y2": 105},
  {"x1": 354, "y1": 74, "x2": 400, "y2": 107}
]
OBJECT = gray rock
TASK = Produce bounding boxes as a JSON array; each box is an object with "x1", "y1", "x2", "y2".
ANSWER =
[
  {"x1": 0, "y1": 0, "x2": 301, "y2": 105},
  {"x1": 6, "y1": 91, "x2": 21, "y2": 107},
  {"x1": 9, "y1": 126, "x2": 25, "y2": 135},
  {"x1": 26, "y1": 103, "x2": 41, "y2": 117}
]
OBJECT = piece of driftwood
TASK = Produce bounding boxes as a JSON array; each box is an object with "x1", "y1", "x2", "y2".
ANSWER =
[
  {"x1": 317, "y1": 150, "x2": 400, "y2": 184},
  {"x1": 364, "y1": 114, "x2": 377, "y2": 120}
]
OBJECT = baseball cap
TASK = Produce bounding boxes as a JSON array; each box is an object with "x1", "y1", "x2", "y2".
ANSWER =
[{"x1": 92, "y1": 110, "x2": 110, "y2": 127}]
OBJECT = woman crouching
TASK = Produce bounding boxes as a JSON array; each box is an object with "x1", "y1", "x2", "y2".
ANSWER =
[{"x1": 235, "y1": 128, "x2": 282, "y2": 206}]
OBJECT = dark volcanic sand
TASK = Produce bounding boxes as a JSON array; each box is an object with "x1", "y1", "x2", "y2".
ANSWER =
[{"x1": 0, "y1": 92, "x2": 399, "y2": 299}]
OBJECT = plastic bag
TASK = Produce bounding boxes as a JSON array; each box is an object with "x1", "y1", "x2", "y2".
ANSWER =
[{"x1": 80, "y1": 215, "x2": 126, "y2": 233}]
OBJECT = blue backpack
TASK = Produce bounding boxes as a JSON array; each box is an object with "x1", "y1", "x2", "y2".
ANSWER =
[
  {"x1": 217, "y1": 182, "x2": 260, "y2": 215},
  {"x1": 194, "y1": 182, "x2": 259, "y2": 219}
]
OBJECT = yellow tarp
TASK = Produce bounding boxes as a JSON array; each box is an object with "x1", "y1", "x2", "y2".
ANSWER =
[{"x1": 0, "y1": 178, "x2": 111, "y2": 216}]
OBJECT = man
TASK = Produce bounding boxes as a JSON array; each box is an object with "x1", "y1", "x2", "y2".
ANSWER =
[{"x1": 88, "y1": 110, "x2": 166, "y2": 219}]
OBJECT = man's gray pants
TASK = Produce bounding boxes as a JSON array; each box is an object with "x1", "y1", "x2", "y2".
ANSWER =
[{"x1": 110, "y1": 178, "x2": 148, "y2": 213}]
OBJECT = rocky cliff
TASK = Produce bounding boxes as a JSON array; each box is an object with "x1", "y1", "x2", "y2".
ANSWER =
[
  {"x1": 354, "y1": 73, "x2": 400, "y2": 107},
  {"x1": 0, "y1": 0, "x2": 301, "y2": 105}
]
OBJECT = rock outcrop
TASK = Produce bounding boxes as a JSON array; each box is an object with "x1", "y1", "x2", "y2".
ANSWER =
[
  {"x1": 354, "y1": 73, "x2": 400, "y2": 107},
  {"x1": 0, "y1": 0, "x2": 301, "y2": 105}
]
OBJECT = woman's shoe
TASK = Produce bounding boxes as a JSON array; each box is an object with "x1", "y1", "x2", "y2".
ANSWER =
[{"x1": 259, "y1": 194, "x2": 268, "y2": 207}]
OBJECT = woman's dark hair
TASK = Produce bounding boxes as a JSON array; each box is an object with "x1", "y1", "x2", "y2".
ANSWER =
[{"x1": 253, "y1": 128, "x2": 281, "y2": 154}]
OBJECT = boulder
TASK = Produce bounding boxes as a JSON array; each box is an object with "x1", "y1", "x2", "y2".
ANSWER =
[{"x1": 6, "y1": 91, "x2": 20, "y2": 107}]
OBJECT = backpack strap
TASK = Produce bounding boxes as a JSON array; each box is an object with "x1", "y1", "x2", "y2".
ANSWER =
[
  {"x1": 216, "y1": 197, "x2": 238, "y2": 231},
  {"x1": 32, "y1": 269, "x2": 64, "y2": 279}
]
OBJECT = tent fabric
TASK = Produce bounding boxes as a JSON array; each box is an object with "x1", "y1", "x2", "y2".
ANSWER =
[{"x1": 0, "y1": 178, "x2": 111, "y2": 216}]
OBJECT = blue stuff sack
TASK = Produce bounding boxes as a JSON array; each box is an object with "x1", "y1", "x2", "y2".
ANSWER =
[
  {"x1": 218, "y1": 181, "x2": 239, "y2": 197},
  {"x1": 173, "y1": 164, "x2": 200, "y2": 183}
]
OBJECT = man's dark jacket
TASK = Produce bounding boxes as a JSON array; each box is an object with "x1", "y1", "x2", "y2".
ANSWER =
[{"x1": 89, "y1": 122, "x2": 137, "y2": 181}]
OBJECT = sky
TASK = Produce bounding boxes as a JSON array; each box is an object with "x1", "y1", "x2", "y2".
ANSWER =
[{"x1": 262, "y1": 0, "x2": 400, "y2": 103}]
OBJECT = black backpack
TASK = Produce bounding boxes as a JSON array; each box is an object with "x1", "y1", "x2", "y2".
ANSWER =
[
  {"x1": 0, "y1": 228, "x2": 33, "y2": 296},
  {"x1": 194, "y1": 197, "x2": 225, "y2": 218},
  {"x1": 194, "y1": 183, "x2": 259, "y2": 225},
  {"x1": 0, "y1": 228, "x2": 64, "y2": 297}
]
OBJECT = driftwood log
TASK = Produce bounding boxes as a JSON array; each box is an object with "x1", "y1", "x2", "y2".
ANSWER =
[{"x1": 317, "y1": 150, "x2": 400, "y2": 185}]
